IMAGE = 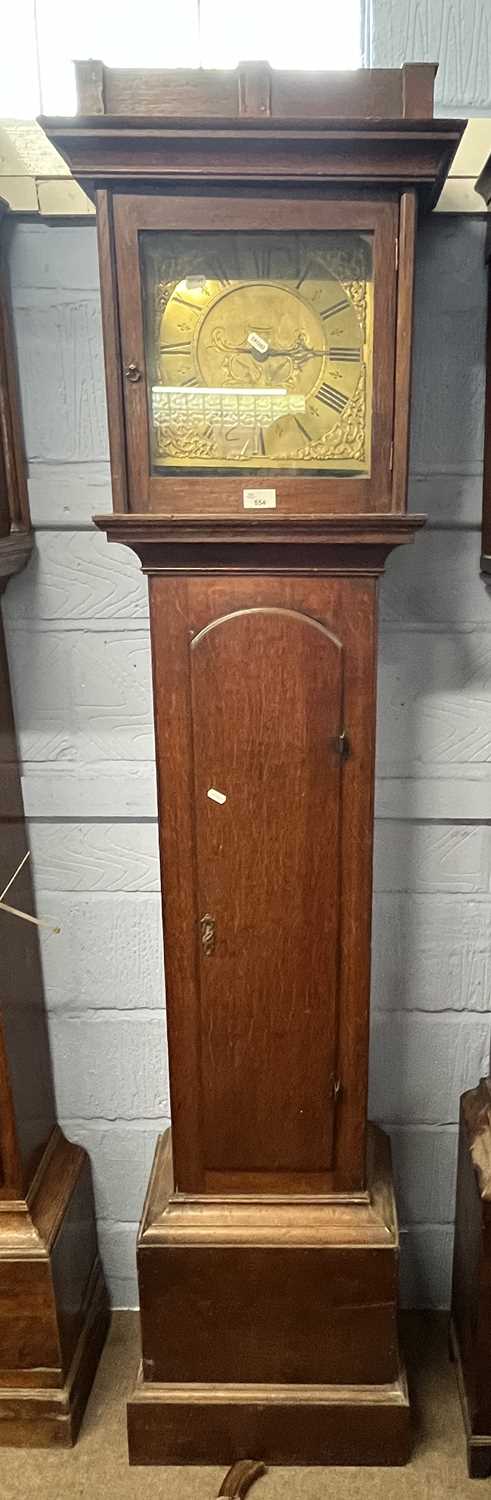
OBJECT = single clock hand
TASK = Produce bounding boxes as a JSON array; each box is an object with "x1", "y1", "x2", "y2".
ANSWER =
[{"x1": 229, "y1": 332, "x2": 326, "y2": 365}]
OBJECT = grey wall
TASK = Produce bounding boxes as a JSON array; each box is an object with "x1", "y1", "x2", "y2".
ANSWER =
[
  {"x1": 366, "y1": 0, "x2": 491, "y2": 113},
  {"x1": 2, "y1": 207, "x2": 489, "y2": 1309}
]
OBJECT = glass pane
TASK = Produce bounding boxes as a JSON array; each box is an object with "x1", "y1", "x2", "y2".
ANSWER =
[{"x1": 140, "y1": 229, "x2": 373, "y2": 476}]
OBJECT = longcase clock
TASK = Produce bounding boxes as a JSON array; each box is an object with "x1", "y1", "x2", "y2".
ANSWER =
[
  {"x1": 44, "y1": 64, "x2": 464, "y2": 1466},
  {"x1": 0, "y1": 198, "x2": 109, "y2": 1446},
  {"x1": 449, "y1": 154, "x2": 491, "y2": 1480}
]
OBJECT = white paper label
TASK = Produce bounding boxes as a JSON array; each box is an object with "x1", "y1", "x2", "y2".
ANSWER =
[
  {"x1": 243, "y1": 488, "x2": 277, "y2": 510},
  {"x1": 207, "y1": 787, "x2": 227, "y2": 805}
]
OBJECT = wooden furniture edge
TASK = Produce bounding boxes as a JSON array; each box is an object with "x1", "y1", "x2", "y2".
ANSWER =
[
  {"x1": 460, "y1": 1075, "x2": 491, "y2": 1202},
  {"x1": 450, "y1": 1317, "x2": 491, "y2": 1479},
  {"x1": 0, "y1": 1258, "x2": 109, "y2": 1448},
  {"x1": 476, "y1": 159, "x2": 491, "y2": 208},
  {"x1": 42, "y1": 118, "x2": 463, "y2": 136},
  {"x1": 126, "y1": 1358, "x2": 410, "y2": 1466},
  {"x1": 0, "y1": 1127, "x2": 89, "y2": 1256},
  {"x1": 93, "y1": 512, "x2": 426, "y2": 575},
  {"x1": 29, "y1": 1127, "x2": 88, "y2": 1251},
  {"x1": 94, "y1": 512, "x2": 426, "y2": 540},
  {"x1": 73, "y1": 60, "x2": 438, "y2": 122},
  {"x1": 137, "y1": 1124, "x2": 399, "y2": 1248},
  {"x1": 129, "y1": 1367, "x2": 410, "y2": 1405},
  {"x1": 39, "y1": 116, "x2": 465, "y2": 215},
  {"x1": 392, "y1": 192, "x2": 417, "y2": 512},
  {"x1": 0, "y1": 531, "x2": 33, "y2": 591},
  {"x1": 0, "y1": 197, "x2": 31, "y2": 589},
  {"x1": 95, "y1": 189, "x2": 128, "y2": 512}
]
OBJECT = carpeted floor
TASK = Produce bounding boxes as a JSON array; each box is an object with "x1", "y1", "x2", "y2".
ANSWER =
[{"x1": 1, "y1": 1313, "x2": 485, "y2": 1498}]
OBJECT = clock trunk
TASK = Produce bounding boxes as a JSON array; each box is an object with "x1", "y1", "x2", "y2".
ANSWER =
[{"x1": 150, "y1": 574, "x2": 376, "y2": 1194}]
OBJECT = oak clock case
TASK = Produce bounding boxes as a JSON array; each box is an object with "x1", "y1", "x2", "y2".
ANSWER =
[
  {"x1": 43, "y1": 61, "x2": 464, "y2": 1468},
  {"x1": 449, "y1": 158, "x2": 491, "y2": 1481}
]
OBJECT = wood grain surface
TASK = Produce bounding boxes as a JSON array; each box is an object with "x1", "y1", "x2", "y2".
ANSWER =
[
  {"x1": 191, "y1": 605, "x2": 343, "y2": 1175},
  {"x1": 150, "y1": 574, "x2": 378, "y2": 1193},
  {"x1": 137, "y1": 1126, "x2": 402, "y2": 1390},
  {"x1": 41, "y1": 66, "x2": 462, "y2": 1463},
  {"x1": 112, "y1": 192, "x2": 397, "y2": 517},
  {"x1": 74, "y1": 60, "x2": 437, "y2": 122},
  {"x1": 129, "y1": 1126, "x2": 408, "y2": 1464}
]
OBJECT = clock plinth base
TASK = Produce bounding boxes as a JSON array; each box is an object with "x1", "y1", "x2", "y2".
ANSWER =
[
  {"x1": 128, "y1": 1125, "x2": 409, "y2": 1466},
  {"x1": 450, "y1": 1320, "x2": 491, "y2": 1479},
  {"x1": 128, "y1": 1365, "x2": 409, "y2": 1467},
  {"x1": 0, "y1": 1129, "x2": 110, "y2": 1448}
]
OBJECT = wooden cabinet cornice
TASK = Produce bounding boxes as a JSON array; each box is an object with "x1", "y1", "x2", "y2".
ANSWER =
[
  {"x1": 0, "y1": 198, "x2": 109, "y2": 1447},
  {"x1": 44, "y1": 60, "x2": 459, "y2": 215},
  {"x1": 43, "y1": 63, "x2": 464, "y2": 1467}
]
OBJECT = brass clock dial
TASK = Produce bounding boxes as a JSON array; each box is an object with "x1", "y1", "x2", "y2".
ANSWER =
[{"x1": 142, "y1": 231, "x2": 373, "y2": 474}]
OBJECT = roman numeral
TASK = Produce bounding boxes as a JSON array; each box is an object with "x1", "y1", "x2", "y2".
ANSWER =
[
  {"x1": 315, "y1": 383, "x2": 348, "y2": 414},
  {"x1": 295, "y1": 263, "x2": 311, "y2": 289},
  {"x1": 320, "y1": 298, "x2": 349, "y2": 321},
  {"x1": 295, "y1": 416, "x2": 314, "y2": 443},
  {"x1": 330, "y1": 347, "x2": 361, "y2": 362},
  {"x1": 173, "y1": 296, "x2": 201, "y2": 312},
  {"x1": 159, "y1": 342, "x2": 192, "y2": 354},
  {"x1": 254, "y1": 248, "x2": 272, "y2": 279},
  {"x1": 210, "y1": 264, "x2": 230, "y2": 285}
]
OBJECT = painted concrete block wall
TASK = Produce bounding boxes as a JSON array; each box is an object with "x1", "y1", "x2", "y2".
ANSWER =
[
  {"x1": 2, "y1": 207, "x2": 490, "y2": 1307},
  {"x1": 367, "y1": 0, "x2": 491, "y2": 112}
]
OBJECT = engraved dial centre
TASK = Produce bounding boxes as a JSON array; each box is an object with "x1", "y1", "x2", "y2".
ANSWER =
[{"x1": 195, "y1": 282, "x2": 325, "y2": 398}]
